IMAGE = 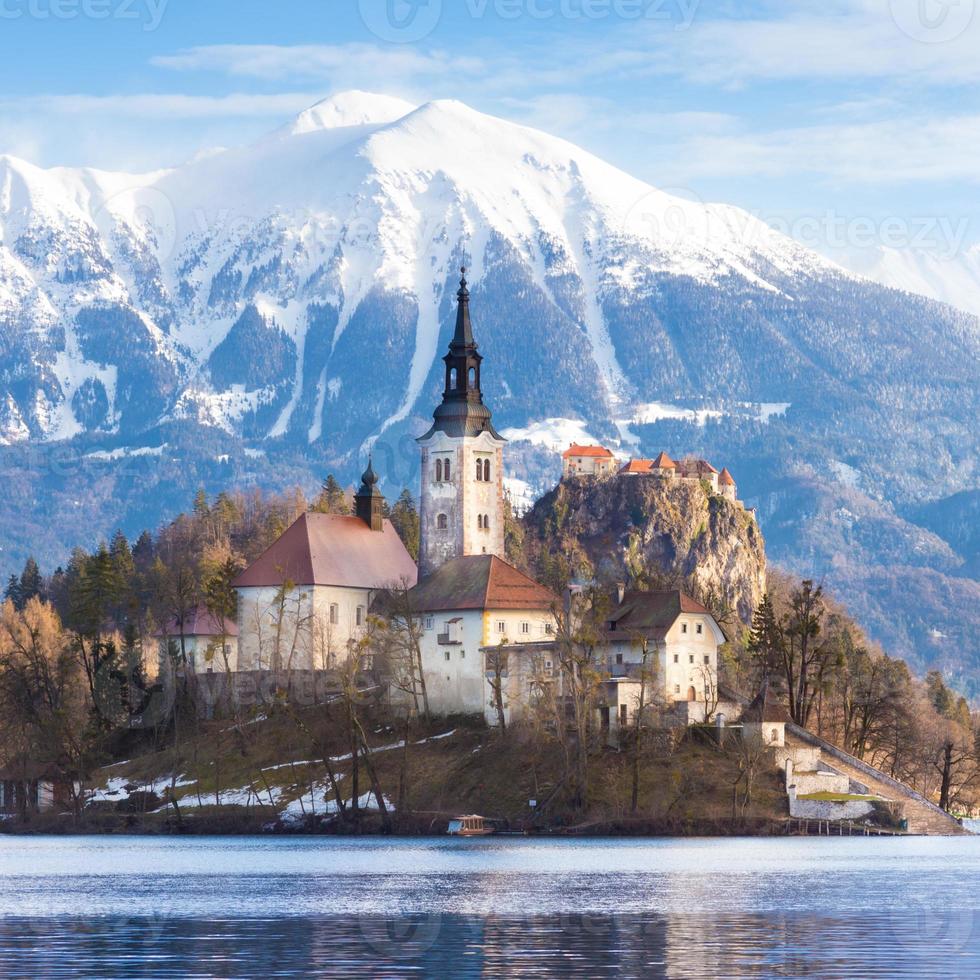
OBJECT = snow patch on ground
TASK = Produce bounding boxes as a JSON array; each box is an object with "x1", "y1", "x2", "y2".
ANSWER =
[{"x1": 501, "y1": 417, "x2": 601, "y2": 450}]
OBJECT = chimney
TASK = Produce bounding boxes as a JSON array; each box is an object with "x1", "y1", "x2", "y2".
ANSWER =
[{"x1": 616, "y1": 582, "x2": 626, "y2": 605}]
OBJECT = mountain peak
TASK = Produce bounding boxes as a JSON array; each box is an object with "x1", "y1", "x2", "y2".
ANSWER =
[{"x1": 285, "y1": 91, "x2": 416, "y2": 137}]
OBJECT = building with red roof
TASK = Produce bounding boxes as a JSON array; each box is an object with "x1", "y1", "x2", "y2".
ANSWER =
[
  {"x1": 234, "y1": 461, "x2": 418, "y2": 671},
  {"x1": 562, "y1": 443, "x2": 617, "y2": 478}
]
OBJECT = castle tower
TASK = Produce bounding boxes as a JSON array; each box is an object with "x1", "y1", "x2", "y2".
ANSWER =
[{"x1": 417, "y1": 268, "x2": 506, "y2": 578}]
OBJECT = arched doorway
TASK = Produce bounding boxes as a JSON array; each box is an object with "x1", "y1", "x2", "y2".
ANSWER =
[{"x1": 687, "y1": 686, "x2": 697, "y2": 702}]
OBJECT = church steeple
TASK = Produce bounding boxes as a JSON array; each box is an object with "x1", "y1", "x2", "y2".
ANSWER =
[
  {"x1": 421, "y1": 267, "x2": 501, "y2": 441},
  {"x1": 354, "y1": 455, "x2": 385, "y2": 532}
]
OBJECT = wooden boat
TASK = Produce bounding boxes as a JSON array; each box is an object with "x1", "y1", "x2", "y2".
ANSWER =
[{"x1": 448, "y1": 814, "x2": 495, "y2": 836}]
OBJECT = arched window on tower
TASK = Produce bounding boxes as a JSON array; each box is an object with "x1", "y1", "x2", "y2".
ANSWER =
[
  {"x1": 475, "y1": 458, "x2": 483, "y2": 481},
  {"x1": 437, "y1": 514, "x2": 448, "y2": 530},
  {"x1": 449, "y1": 368, "x2": 457, "y2": 389},
  {"x1": 477, "y1": 515, "x2": 484, "y2": 530},
  {"x1": 483, "y1": 459, "x2": 491, "y2": 482},
  {"x1": 484, "y1": 514, "x2": 490, "y2": 530},
  {"x1": 435, "y1": 459, "x2": 443, "y2": 483},
  {"x1": 444, "y1": 458, "x2": 452, "y2": 481},
  {"x1": 468, "y1": 366, "x2": 476, "y2": 387}
]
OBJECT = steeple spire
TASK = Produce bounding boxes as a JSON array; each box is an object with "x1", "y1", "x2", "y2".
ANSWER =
[
  {"x1": 418, "y1": 264, "x2": 501, "y2": 440},
  {"x1": 355, "y1": 454, "x2": 385, "y2": 531},
  {"x1": 451, "y1": 267, "x2": 475, "y2": 350}
]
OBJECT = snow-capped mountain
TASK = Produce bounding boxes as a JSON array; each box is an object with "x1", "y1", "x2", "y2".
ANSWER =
[
  {"x1": 0, "y1": 90, "x2": 888, "y2": 448},
  {"x1": 1, "y1": 91, "x2": 979, "y2": 687}
]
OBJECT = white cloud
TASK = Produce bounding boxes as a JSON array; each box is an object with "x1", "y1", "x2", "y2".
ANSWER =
[
  {"x1": 0, "y1": 92, "x2": 328, "y2": 119},
  {"x1": 151, "y1": 43, "x2": 485, "y2": 86},
  {"x1": 680, "y1": 113, "x2": 980, "y2": 184}
]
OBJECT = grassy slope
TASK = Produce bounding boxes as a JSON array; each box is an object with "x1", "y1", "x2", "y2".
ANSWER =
[{"x1": 72, "y1": 705, "x2": 789, "y2": 835}]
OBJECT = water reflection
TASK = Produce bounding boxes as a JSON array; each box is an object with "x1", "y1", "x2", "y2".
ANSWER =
[
  {"x1": 0, "y1": 837, "x2": 978, "y2": 978},
  {"x1": 0, "y1": 912, "x2": 976, "y2": 979}
]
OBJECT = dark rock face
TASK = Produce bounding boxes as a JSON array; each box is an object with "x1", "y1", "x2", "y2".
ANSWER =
[{"x1": 522, "y1": 475, "x2": 767, "y2": 625}]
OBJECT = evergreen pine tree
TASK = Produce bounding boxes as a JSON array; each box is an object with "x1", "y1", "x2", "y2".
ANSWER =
[
  {"x1": 748, "y1": 593, "x2": 783, "y2": 682},
  {"x1": 389, "y1": 489, "x2": 420, "y2": 560},
  {"x1": 3, "y1": 574, "x2": 20, "y2": 608},
  {"x1": 16, "y1": 558, "x2": 44, "y2": 608},
  {"x1": 312, "y1": 474, "x2": 350, "y2": 514}
]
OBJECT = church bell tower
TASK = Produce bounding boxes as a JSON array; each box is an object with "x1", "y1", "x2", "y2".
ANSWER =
[{"x1": 417, "y1": 268, "x2": 506, "y2": 578}]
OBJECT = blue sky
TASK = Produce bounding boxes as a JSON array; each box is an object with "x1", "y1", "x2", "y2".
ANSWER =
[{"x1": 1, "y1": 0, "x2": 978, "y2": 251}]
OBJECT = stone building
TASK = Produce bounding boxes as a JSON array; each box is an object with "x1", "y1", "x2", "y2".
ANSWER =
[
  {"x1": 233, "y1": 463, "x2": 417, "y2": 670},
  {"x1": 407, "y1": 554, "x2": 558, "y2": 718},
  {"x1": 562, "y1": 444, "x2": 616, "y2": 478},
  {"x1": 417, "y1": 269, "x2": 506, "y2": 578}
]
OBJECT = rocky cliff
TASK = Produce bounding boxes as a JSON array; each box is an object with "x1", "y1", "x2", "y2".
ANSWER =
[{"x1": 520, "y1": 475, "x2": 767, "y2": 625}]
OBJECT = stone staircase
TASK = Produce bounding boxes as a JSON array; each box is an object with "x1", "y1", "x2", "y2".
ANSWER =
[{"x1": 784, "y1": 726, "x2": 966, "y2": 836}]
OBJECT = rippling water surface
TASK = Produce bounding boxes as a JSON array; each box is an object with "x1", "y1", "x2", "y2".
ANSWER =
[{"x1": 0, "y1": 835, "x2": 977, "y2": 978}]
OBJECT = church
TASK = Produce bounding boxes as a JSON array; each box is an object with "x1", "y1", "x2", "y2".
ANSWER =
[{"x1": 227, "y1": 269, "x2": 725, "y2": 727}]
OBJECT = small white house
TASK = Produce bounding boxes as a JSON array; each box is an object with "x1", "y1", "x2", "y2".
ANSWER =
[
  {"x1": 157, "y1": 603, "x2": 238, "y2": 674},
  {"x1": 406, "y1": 554, "x2": 559, "y2": 718},
  {"x1": 602, "y1": 590, "x2": 731, "y2": 724}
]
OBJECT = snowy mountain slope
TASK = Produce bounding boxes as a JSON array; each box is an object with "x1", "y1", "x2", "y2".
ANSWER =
[
  {"x1": 831, "y1": 243, "x2": 980, "y2": 319},
  {"x1": 0, "y1": 90, "x2": 877, "y2": 449},
  {"x1": 1, "y1": 91, "x2": 980, "y2": 686}
]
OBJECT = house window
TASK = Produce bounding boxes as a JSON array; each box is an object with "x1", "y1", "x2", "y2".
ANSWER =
[
  {"x1": 478, "y1": 515, "x2": 483, "y2": 529},
  {"x1": 673, "y1": 654, "x2": 679, "y2": 664},
  {"x1": 425, "y1": 616, "x2": 434, "y2": 630},
  {"x1": 615, "y1": 653, "x2": 624, "y2": 665},
  {"x1": 445, "y1": 651, "x2": 451, "y2": 662},
  {"x1": 521, "y1": 622, "x2": 530, "y2": 634},
  {"x1": 682, "y1": 624, "x2": 688, "y2": 634},
  {"x1": 329, "y1": 604, "x2": 339, "y2": 625},
  {"x1": 689, "y1": 655, "x2": 695, "y2": 664},
  {"x1": 356, "y1": 606, "x2": 365, "y2": 627},
  {"x1": 460, "y1": 650, "x2": 466, "y2": 659},
  {"x1": 704, "y1": 655, "x2": 710, "y2": 665},
  {"x1": 674, "y1": 684, "x2": 681, "y2": 694},
  {"x1": 496, "y1": 621, "x2": 506, "y2": 634},
  {"x1": 545, "y1": 623, "x2": 554, "y2": 635},
  {"x1": 696, "y1": 624, "x2": 703, "y2": 635},
  {"x1": 437, "y1": 513, "x2": 448, "y2": 530}
]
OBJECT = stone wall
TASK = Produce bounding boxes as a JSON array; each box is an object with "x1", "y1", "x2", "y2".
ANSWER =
[{"x1": 787, "y1": 786, "x2": 875, "y2": 822}]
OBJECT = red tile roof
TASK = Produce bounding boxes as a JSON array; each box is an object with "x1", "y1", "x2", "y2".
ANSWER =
[
  {"x1": 677, "y1": 458, "x2": 719, "y2": 477},
  {"x1": 605, "y1": 590, "x2": 724, "y2": 641},
  {"x1": 157, "y1": 603, "x2": 238, "y2": 638},
  {"x1": 408, "y1": 555, "x2": 559, "y2": 612},
  {"x1": 563, "y1": 443, "x2": 614, "y2": 459},
  {"x1": 718, "y1": 467, "x2": 735, "y2": 486},
  {"x1": 651, "y1": 451, "x2": 677, "y2": 469},
  {"x1": 620, "y1": 458, "x2": 654, "y2": 474},
  {"x1": 233, "y1": 513, "x2": 418, "y2": 590}
]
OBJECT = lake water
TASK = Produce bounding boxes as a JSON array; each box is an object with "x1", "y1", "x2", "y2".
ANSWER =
[{"x1": 0, "y1": 835, "x2": 978, "y2": 978}]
